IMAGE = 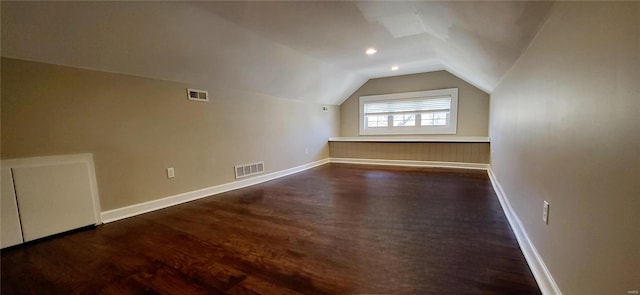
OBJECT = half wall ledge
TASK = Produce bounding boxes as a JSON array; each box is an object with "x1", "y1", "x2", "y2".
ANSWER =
[{"x1": 328, "y1": 137, "x2": 490, "y2": 143}]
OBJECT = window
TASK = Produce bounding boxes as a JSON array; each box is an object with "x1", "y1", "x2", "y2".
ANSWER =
[
  {"x1": 359, "y1": 88, "x2": 458, "y2": 135},
  {"x1": 366, "y1": 114, "x2": 388, "y2": 127},
  {"x1": 392, "y1": 114, "x2": 416, "y2": 126},
  {"x1": 421, "y1": 112, "x2": 448, "y2": 126}
]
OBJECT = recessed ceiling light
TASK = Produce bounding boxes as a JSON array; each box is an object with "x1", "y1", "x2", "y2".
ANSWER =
[
  {"x1": 366, "y1": 48, "x2": 377, "y2": 55},
  {"x1": 391, "y1": 65, "x2": 399, "y2": 71}
]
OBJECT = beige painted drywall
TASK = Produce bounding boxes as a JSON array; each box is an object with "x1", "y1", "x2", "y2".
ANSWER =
[
  {"x1": 1, "y1": 1, "x2": 366, "y2": 106},
  {"x1": 1, "y1": 58, "x2": 340, "y2": 211},
  {"x1": 1, "y1": 2, "x2": 552, "y2": 101},
  {"x1": 490, "y1": 2, "x2": 639, "y2": 294},
  {"x1": 340, "y1": 71, "x2": 489, "y2": 137}
]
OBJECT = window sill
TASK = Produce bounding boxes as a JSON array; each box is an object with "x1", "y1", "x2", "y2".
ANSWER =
[{"x1": 328, "y1": 137, "x2": 490, "y2": 143}]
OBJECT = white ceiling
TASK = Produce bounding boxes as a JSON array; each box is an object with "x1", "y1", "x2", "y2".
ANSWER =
[{"x1": 1, "y1": 1, "x2": 552, "y2": 105}]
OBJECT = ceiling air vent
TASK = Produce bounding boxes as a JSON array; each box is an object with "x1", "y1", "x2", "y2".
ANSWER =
[
  {"x1": 187, "y1": 88, "x2": 208, "y2": 102},
  {"x1": 235, "y1": 161, "x2": 264, "y2": 179}
]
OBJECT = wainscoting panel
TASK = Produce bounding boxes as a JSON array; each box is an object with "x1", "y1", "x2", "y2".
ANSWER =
[{"x1": 329, "y1": 141, "x2": 490, "y2": 164}]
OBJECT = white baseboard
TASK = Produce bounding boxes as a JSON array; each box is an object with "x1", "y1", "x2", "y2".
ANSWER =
[
  {"x1": 100, "y1": 158, "x2": 329, "y2": 223},
  {"x1": 100, "y1": 156, "x2": 557, "y2": 295},
  {"x1": 487, "y1": 168, "x2": 562, "y2": 295},
  {"x1": 329, "y1": 157, "x2": 489, "y2": 170},
  {"x1": 330, "y1": 155, "x2": 560, "y2": 294},
  {"x1": 101, "y1": 158, "x2": 484, "y2": 223}
]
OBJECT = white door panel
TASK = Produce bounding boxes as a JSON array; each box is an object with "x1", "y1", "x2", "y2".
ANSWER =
[{"x1": 12, "y1": 162, "x2": 97, "y2": 242}]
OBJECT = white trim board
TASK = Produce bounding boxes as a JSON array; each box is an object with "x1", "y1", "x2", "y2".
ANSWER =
[
  {"x1": 101, "y1": 159, "x2": 328, "y2": 223},
  {"x1": 329, "y1": 157, "x2": 489, "y2": 170},
  {"x1": 329, "y1": 136, "x2": 490, "y2": 143},
  {"x1": 487, "y1": 168, "x2": 562, "y2": 295}
]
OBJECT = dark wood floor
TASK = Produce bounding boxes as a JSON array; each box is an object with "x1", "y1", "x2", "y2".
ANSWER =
[{"x1": 1, "y1": 164, "x2": 540, "y2": 294}]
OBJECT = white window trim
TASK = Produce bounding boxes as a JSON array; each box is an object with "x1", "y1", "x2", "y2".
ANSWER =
[{"x1": 359, "y1": 88, "x2": 459, "y2": 136}]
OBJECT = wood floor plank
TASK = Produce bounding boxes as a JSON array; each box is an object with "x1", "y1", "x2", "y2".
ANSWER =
[{"x1": 1, "y1": 164, "x2": 540, "y2": 294}]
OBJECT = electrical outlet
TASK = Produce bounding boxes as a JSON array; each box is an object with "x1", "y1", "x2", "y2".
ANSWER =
[
  {"x1": 167, "y1": 167, "x2": 175, "y2": 179},
  {"x1": 305, "y1": 148, "x2": 308, "y2": 155},
  {"x1": 543, "y1": 201, "x2": 549, "y2": 224}
]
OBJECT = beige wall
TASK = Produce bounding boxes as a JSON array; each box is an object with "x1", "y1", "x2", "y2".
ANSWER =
[
  {"x1": 340, "y1": 71, "x2": 489, "y2": 137},
  {"x1": 1, "y1": 58, "x2": 340, "y2": 211},
  {"x1": 490, "y1": 2, "x2": 639, "y2": 294},
  {"x1": 329, "y1": 142, "x2": 490, "y2": 164}
]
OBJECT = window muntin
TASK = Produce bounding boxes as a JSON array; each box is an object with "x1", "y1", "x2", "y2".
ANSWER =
[
  {"x1": 392, "y1": 114, "x2": 416, "y2": 127},
  {"x1": 366, "y1": 115, "x2": 389, "y2": 127},
  {"x1": 421, "y1": 112, "x2": 448, "y2": 126},
  {"x1": 359, "y1": 88, "x2": 458, "y2": 135}
]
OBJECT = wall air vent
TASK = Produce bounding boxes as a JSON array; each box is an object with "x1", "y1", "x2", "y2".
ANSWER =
[
  {"x1": 234, "y1": 161, "x2": 264, "y2": 179},
  {"x1": 187, "y1": 88, "x2": 209, "y2": 102}
]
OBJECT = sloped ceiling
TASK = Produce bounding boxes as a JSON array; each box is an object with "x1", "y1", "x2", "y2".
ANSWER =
[{"x1": 1, "y1": 1, "x2": 552, "y2": 105}]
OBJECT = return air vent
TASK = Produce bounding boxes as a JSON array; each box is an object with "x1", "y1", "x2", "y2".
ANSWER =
[
  {"x1": 187, "y1": 88, "x2": 208, "y2": 102},
  {"x1": 234, "y1": 161, "x2": 264, "y2": 179}
]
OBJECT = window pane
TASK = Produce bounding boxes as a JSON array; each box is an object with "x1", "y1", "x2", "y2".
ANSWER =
[
  {"x1": 421, "y1": 112, "x2": 448, "y2": 126},
  {"x1": 366, "y1": 115, "x2": 388, "y2": 127},
  {"x1": 392, "y1": 114, "x2": 416, "y2": 126}
]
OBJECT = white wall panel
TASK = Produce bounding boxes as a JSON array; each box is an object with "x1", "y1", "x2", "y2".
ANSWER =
[
  {"x1": 1, "y1": 154, "x2": 101, "y2": 245},
  {"x1": 12, "y1": 163, "x2": 97, "y2": 241}
]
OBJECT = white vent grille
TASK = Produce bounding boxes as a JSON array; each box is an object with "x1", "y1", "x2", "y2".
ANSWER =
[
  {"x1": 234, "y1": 161, "x2": 264, "y2": 179},
  {"x1": 187, "y1": 88, "x2": 208, "y2": 102}
]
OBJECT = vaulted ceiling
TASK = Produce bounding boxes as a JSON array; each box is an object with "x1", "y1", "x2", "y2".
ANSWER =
[{"x1": 1, "y1": 1, "x2": 553, "y2": 105}]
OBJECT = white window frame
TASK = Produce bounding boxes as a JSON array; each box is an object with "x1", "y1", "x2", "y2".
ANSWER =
[{"x1": 359, "y1": 88, "x2": 458, "y2": 136}]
